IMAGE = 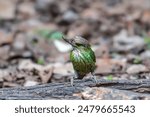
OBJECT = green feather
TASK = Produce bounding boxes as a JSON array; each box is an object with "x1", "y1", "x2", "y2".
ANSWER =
[{"x1": 70, "y1": 46, "x2": 96, "y2": 78}]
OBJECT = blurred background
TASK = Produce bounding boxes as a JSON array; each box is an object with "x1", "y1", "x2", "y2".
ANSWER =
[{"x1": 0, "y1": 0, "x2": 150, "y2": 88}]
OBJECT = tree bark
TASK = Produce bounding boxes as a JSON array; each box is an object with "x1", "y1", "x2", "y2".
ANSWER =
[{"x1": 0, "y1": 78, "x2": 150, "y2": 100}]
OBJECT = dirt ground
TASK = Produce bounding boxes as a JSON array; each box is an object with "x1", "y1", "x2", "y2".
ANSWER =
[{"x1": 0, "y1": 0, "x2": 150, "y2": 99}]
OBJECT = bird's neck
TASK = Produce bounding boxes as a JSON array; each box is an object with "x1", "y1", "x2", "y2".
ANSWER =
[{"x1": 73, "y1": 46, "x2": 85, "y2": 51}]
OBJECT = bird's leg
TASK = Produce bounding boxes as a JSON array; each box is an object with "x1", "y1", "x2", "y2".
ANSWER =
[
  {"x1": 70, "y1": 77, "x2": 74, "y2": 86},
  {"x1": 70, "y1": 71, "x2": 78, "y2": 86},
  {"x1": 91, "y1": 72, "x2": 97, "y2": 84}
]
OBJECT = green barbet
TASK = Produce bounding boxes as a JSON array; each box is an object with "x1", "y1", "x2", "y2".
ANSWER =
[{"x1": 62, "y1": 36, "x2": 97, "y2": 85}]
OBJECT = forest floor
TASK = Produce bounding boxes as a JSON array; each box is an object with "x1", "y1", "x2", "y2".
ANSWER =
[{"x1": 0, "y1": 0, "x2": 150, "y2": 99}]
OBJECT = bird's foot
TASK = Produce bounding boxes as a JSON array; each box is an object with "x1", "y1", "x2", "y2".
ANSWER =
[
  {"x1": 92, "y1": 75, "x2": 97, "y2": 84},
  {"x1": 90, "y1": 72, "x2": 97, "y2": 84},
  {"x1": 85, "y1": 75, "x2": 97, "y2": 84}
]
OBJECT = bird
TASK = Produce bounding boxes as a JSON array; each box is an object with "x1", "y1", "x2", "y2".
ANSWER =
[{"x1": 62, "y1": 36, "x2": 97, "y2": 85}]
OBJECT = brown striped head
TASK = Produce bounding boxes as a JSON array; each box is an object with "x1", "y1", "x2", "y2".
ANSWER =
[{"x1": 62, "y1": 36, "x2": 90, "y2": 47}]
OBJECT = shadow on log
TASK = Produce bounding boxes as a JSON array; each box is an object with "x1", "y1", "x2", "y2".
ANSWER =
[{"x1": 0, "y1": 78, "x2": 150, "y2": 100}]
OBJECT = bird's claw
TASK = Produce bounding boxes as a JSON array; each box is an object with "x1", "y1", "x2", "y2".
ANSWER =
[
  {"x1": 93, "y1": 76, "x2": 97, "y2": 84},
  {"x1": 86, "y1": 76, "x2": 97, "y2": 84}
]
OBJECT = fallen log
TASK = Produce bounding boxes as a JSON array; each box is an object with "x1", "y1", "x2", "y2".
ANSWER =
[{"x1": 0, "y1": 78, "x2": 150, "y2": 100}]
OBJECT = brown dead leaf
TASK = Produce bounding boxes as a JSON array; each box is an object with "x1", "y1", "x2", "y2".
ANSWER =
[
  {"x1": 81, "y1": 8, "x2": 101, "y2": 21},
  {"x1": 67, "y1": 22, "x2": 91, "y2": 38},
  {"x1": 0, "y1": 75, "x2": 3, "y2": 83},
  {"x1": 53, "y1": 63, "x2": 73, "y2": 75},
  {"x1": 141, "y1": 10, "x2": 150, "y2": 23},
  {"x1": 126, "y1": 64, "x2": 148, "y2": 74},
  {"x1": 18, "y1": 60, "x2": 54, "y2": 83},
  {"x1": 0, "y1": 0, "x2": 16, "y2": 19},
  {"x1": 12, "y1": 33, "x2": 26, "y2": 50},
  {"x1": 39, "y1": 66, "x2": 53, "y2": 83},
  {"x1": 17, "y1": 1, "x2": 35, "y2": 19},
  {"x1": 0, "y1": 46, "x2": 10, "y2": 60},
  {"x1": 104, "y1": 5, "x2": 126, "y2": 16},
  {"x1": 0, "y1": 31, "x2": 13, "y2": 46},
  {"x1": 3, "y1": 82, "x2": 20, "y2": 88},
  {"x1": 95, "y1": 58, "x2": 126, "y2": 73}
]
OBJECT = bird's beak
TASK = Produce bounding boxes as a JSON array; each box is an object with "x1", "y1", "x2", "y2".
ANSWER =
[{"x1": 62, "y1": 36, "x2": 74, "y2": 46}]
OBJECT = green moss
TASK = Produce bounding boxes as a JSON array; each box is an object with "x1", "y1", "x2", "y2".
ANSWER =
[
  {"x1": 106, "y1": 75, "x2": 113, "y2": 80},
  {"x1": 37, "y1": 57, "x2": 45, "y2": 65},
  {"x1": 133, "y1": 57, "x2": 142, "y2": 64}
]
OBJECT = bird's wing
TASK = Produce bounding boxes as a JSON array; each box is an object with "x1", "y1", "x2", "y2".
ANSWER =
[{"x1": 89, "y1": 48, "x2": 96, "y2": 62}]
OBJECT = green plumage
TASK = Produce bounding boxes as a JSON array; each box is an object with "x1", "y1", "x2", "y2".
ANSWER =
[
  {"x1": 62, "y1": 36, "x2": 96, "y2": 80},
  {"x1": 70, "y1": 46, "x2": 96, "y2": 79}
]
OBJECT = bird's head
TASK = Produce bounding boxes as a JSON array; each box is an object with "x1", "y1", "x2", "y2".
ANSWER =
[{"x1": 62, "y1": 36, "x2": 90, "y2": 48}]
